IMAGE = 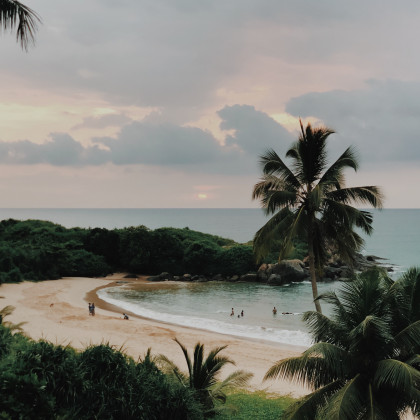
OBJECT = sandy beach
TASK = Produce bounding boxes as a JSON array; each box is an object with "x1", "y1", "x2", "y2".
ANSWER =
[{"x1": 0, "y1": 275, "x2": 310, "y2": 397}]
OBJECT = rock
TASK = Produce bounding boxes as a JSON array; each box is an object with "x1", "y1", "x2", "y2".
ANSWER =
[
  {"x1": 239, "y1": 273, "x2": 258, "y2": 282},
  {"x1": 183, "y1": 274, "x2": 192, "y2": 281},
  {"x1": 159, "y1": 272, "x2": 173, "y2": 281},
  {"x1": 147, "y1": 275, "x2": 163, "y2": 282},
  {"x1": 267, "y1": 273, "x2": 283, "y2": 285},
  {"x1": 211, "y1": 274, "x2": 224, "y2": 281},
  {"x1": 271, "y1": 261, "x2": 308, "y2": 283},
  {"x1": 230, "y1": 275, "x2": 240, "y2": 282}
]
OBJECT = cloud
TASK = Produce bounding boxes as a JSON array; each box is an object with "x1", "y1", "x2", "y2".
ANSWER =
[
  {"x1": 285, "y1": 79, "x2": 420, "y2": 164},
  {"x1": 72, "y1": 113, "x2": 133, "y2": 130},
  {"x1": 0, "y1": 105, "x2": 295, "y2": 174},
  {"x1": 96, "y1": 121, "x2": 223, "y2": 165},
  {"x1": 0, "y1": 120, "x2": 228, "y2": 168},
  {"x1": 218, "y1": 104, "x2": 294, "y2": 155}
]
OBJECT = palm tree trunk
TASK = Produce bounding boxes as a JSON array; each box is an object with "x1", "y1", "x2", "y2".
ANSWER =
[{"x1": 308, "y1": 223, "x2": 322, "y2": 313}]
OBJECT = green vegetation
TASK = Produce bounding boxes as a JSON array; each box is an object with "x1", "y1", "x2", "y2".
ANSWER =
[
  {"x1": 265, "y1": 267, "x2": 420, "y2": 419},
  {"x1": 253, "y1": 120, "x2": 383, "y2": 312},
  {"x1": 0, "y1": 328, "x2": 203, "y2": 419},
  {"x1": 214, "y1": 390, "x2": 295, "y2": 420},
  {"x1": 0, "y1": 308, "x2": 276, "y2": 419},
  {"x1": 0, "y1": 219, "x2": 257, "y2": 283},
  {"x1": 157, "y1": 338, "x2": 253, "y2": 417}
]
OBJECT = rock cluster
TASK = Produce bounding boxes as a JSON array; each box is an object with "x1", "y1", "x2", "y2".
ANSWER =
[{"x1": 147, "y1": 253, "x2": 392, "y2": 285}]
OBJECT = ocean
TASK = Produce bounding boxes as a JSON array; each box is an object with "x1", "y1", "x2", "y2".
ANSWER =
[{"x1": 1, "y1": 208, "x2": 419, "y2": 347}]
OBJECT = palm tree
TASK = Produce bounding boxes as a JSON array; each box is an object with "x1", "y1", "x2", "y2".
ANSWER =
[
  {"x1": 157, "y1": 338, "x2": 253, "y2": 415},
  {"x1": 265, "y1": 268, "x2": 420, "y2": 419},
  {"x1": 252, "y1": 120, "x2": 383, "y2": 313},
  {"x1": 0, "y1": 0, "x2": 41, "y2": 50}
]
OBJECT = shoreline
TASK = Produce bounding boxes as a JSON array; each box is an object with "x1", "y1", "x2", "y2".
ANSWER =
[{"x1": 0, "y1": 275, "x2": 310, "y2": 397}]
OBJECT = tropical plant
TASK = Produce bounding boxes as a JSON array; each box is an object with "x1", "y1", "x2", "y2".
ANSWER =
[
  {"x1": 252, "y1": 120, "x2": 383, "y2": 312},
  {"x1": 0, "y1": 0, "x2": 41, "y2": 50},
  {"x1": 0, "y1": 299, "x2": 24, "y2": 332},
  {"x1": 158, "y1": 338, "x2": 253, "y2": 416},
  {"x1": 264, "y1": 268, "x2": 420, "y2": 419}
]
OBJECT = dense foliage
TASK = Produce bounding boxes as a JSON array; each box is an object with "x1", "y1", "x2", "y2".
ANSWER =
[
  {"x1": 0, "y1": 219, "x2": 258, "y2": 283},
  {"x1": 0, "y1": 325, "x2": 203, "y2": 419},
  {"x1": 265, "y1": 267, "x2": 420, "y2": 419}
]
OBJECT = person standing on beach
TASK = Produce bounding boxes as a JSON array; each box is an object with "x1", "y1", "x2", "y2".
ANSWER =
[
  {"x1": 88, "y1": 303, "x2": 92, "y2": 316},
  {"x1": 91, "y1": 303, "x2": 95, "y2": 316}
]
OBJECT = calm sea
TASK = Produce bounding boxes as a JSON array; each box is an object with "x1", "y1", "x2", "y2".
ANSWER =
[{"x1": 1, "y1": 208, "x2": 419, "y2": 347}]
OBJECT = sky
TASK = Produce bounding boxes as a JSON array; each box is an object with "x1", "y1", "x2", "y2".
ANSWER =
[{"x1": 1, "y1": 1, "x2": 420, "y2": 208}]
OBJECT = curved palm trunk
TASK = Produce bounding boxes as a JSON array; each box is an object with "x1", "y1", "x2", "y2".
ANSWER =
[{"x1": 308, "y1": 221, "x2": 322, "y2": 313}]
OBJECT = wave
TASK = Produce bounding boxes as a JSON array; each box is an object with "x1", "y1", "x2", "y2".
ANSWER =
[{"x1": 97, "y1": 288, "x2": 311, "y2": 347}]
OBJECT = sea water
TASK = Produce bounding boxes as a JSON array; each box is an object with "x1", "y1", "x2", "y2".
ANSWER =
[{"x1": 1, "y1": 208, "x2": 420, "y2": 347}]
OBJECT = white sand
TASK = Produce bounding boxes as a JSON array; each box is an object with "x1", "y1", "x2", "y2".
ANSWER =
[{"x1": 0, "y1": 275, "x2": 310, "y2": 397}]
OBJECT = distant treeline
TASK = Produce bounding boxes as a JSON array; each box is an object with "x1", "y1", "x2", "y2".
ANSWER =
[
  {"x1": 0, "y1": 219, "x2": 308, "y2": 283},
  {"x1": 0, "y1": 219, "x2": 253, "y2": 282}
]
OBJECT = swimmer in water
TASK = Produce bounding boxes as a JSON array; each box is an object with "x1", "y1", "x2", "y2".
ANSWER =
[{"x1": 273, "y1": 306, "x2": 277, "y2": 315}]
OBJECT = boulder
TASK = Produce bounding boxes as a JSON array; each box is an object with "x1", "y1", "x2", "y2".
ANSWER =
[
  {"x1": 229, "y1": 275, "x2": 240, "y2": 282},
  {"x1": 267, "y1": 273, "x2": 283, "y2": 285},
  {"x1": 239, "y1": 273, "x2": 258, "y2": 282},
  {"x1": 159, "y1": 272, "x2": 173, "y2": 281},
  {"x1": 271, "y1": 261, "x2": 308, "y2": 283},
  {"x1": 147, "y1": 275, "x2": 163, "y2": 282}
]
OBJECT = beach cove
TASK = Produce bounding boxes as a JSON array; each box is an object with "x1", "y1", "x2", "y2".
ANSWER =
[{"x1": 0, "y1": 274, "x2": 310, "y2": 397}]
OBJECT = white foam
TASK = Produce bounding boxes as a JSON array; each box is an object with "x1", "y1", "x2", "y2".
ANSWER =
[{"x1": 98, "y1": 288, "x2": 311, "y2": 347}]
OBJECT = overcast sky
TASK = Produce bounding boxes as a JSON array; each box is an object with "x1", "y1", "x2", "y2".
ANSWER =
[{"x1": 1, "y1": 0, "x2": 419, "y2": 208}]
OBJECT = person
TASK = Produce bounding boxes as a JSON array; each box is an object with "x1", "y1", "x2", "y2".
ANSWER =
[
  {"x1": 241, "y1": 310, "x2": 244, "y2": 317},
  {"x1": 88, "y1": 303, "x2": 92, "y2": 316},
  {"x1": 273, "y1": 306, "x2": 277, "y2": 315},
  {"x1": 91, "y1": 302, "x2": 95, "y2": 316},
  {"x1": 123, "y1": 313, "x2": 129, "y2": 320},
  {"x1": 230, "y1": 308, "x2": 234, "y2": 316}
]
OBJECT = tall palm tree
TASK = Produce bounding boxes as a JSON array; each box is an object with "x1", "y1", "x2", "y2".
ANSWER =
[
  {"x1": 265, "y1": 268, "x2": 420, "y2": 419},
  {"x1": 157, "y1": 338, "x2": 253, "y2": 415},
  {"x1": 252, "y1": 120, "x2": 383, "y2": 312},
  {"x1": 0, "y1": 0, "x2": 41, "y2": 50}
]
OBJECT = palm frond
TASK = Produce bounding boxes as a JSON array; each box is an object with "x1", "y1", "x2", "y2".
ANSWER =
[
  {"x1": 318, "y1": 146, "x2": 359, "y2": 189},
  {"x1": 374, "y1": 359, "x2": 420, "y2": 394},
  {"x1": 319, "y1": 374, "x2": 365, "y2": 420},
  {"x1": 174, "y1": 337, "x2": 193, "y2": 381},
  {"x1": 326, "y1": 186, "x2": 384, "y2": 209},
  {"x1": 303, "y1": 310, "x2": 347, "y2": 346},
  {"x1": 281, "y1": 380, "x2": 343, "y2": 420},
  {"x1": 393, "y1": 321, "x2": 420, "y2": 357},
  {"x1": 264, "y1": 352, "x2": 343, "y2": 389},
  {"x1": 252, "y1": 207, "x2": 296, "y2": 262},
  {"x1": 0, "y1": 0, "x2": 41, "y2": 50},
  {"x1": 259, "y1": 148, "x2": 301, "y2": 188}
]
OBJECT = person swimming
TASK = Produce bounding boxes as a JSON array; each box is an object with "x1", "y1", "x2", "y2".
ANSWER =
[{"x1": 272, "y1": 306, "x2": 277, "y2": 315}]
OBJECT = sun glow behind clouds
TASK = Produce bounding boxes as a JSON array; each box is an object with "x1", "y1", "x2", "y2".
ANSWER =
[{"x1": 197, "y1": 193, "x2": 208, "y2": 200}]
